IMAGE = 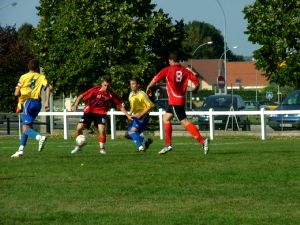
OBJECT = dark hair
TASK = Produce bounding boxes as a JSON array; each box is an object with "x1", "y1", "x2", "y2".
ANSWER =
[
  {"x1": 168, "y1": 51, "x2": 180, "y2": 63},
  {"x1": 28, "y1": 59, "x2": 40, "y2": 72},
  {"x1": 101, "y1": 75, "x2": 111, "y2": 83},
  {"x1": 130, "y1": 76, "x2": 141, "y2": 84}
]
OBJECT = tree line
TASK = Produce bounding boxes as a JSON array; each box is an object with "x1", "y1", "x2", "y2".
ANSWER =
[{"x1": 0, "y1": 0, "x2": 299, "y2": 112}]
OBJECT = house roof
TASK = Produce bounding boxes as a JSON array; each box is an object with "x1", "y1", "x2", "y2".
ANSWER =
[
  {"x1": 182, "y1": 59, "x2": 221, "y2": 85},
  {"x1": 226, "y1": 61, "x2": 269, "y2": 87},
  {"x1": 182, "y1": 60, "x2": 269, "y2": 88}
]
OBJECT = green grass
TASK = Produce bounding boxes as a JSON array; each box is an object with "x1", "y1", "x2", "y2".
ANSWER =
[{"x1": 0, "y1": 135, "x2": 300, "y2": 225}]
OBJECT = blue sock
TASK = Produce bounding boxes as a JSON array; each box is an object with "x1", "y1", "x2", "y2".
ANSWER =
[
  {"x1": 21, "y1": 133, "x2": 28, "y2": 146},
  {"x1": 129, "y1": 131, "x2": 144, "y2": 148},
  {"x1": 25, "y1": 128, "x2": 38, "y2": 139}
]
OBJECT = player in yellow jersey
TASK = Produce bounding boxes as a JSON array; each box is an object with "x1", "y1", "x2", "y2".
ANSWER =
[
  {"x1": 11, "y1": 60, "x2": 50, "y2": 158},
  {"x1": 127, "y1": 77, "x2": 154, "y2": 152}
]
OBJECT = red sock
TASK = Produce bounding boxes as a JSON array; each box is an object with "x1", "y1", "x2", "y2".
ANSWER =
[
  {"x1": 164, "y1": 122, "x2": 172, "y2": 146},
  {"x1": 99, "y1": 136, "x2": 106, "y2": 143},
  {"x1": 185, "y1": 123, "x2": 204, "y2": 144},
  {"x1": 99, "y1": 136, "x2": 106, "y2": 149}
]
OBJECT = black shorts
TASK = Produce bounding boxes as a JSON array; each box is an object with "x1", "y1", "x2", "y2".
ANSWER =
[
  {"x1": 166, "y1": 105, "x2": 187, "y2": 121},
  {"x1": 79, "y1": 113, "x2": 107, "y2": 128}
]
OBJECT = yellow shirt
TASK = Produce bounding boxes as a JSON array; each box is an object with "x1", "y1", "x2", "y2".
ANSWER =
[
  {"x1": 16, "y1": 71, "x2": 48, "y2": 112},
  {"x1": 129, "y1": 90, "x2": 154, "y2": 115}
]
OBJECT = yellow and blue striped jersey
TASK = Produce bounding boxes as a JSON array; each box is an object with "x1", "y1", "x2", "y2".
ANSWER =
[
  {"x1": 129, "y1": 90, "x2": 154, "y2": 115},
  {"x1": 16, "y1": 71, "x2": 48, "y2": 112}
]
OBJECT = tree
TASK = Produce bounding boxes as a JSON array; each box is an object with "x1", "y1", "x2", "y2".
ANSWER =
[
  {"x1": 34, "y1": 0, "x2": 186, "y2": 98},
  {"x1": 0, "y1": 25, "x2": 34, "y2": 112},
  {"x1": 244, "y1": 0, "x2": 300, "y2": 88},
  {"x1": 182, "y1": 21, "x2": 243, "y2": 61}
]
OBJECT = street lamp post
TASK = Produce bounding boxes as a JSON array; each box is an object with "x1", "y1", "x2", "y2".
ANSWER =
[
  {"x1": 215, "y1": 0, "x2": 227, "y2": 93},
  {"x1": 218, "y1": 46, "x2": 238, "y2": 93},
  {"x1": 189, "y1": 41, "x2": 213, "y2": 109}
]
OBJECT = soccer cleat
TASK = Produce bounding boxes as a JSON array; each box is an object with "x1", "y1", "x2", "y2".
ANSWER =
[
  {"x1": 203, "y1": 138, "x2": 209, "y2": 154},
  {"x1": 38, "y1": 136, "x2": 47, "y2": 151},
  {"x1": 11, "y1": 150, "x2": 23, "y2": 158},
  {"x1": 99, "y1": 149, "x2": 106, "y2": 155},
  {"x1": 144, "y1": 138, "x2": 153, "y2": 150},
  {"x1": 71, "y1": 146, "x2": 81, "y2": 154},
  {"x1": 158, "y1": 145, "x2": 172, "y2": 155},
  {"x1": 138, "y1": 145, "x2": 145, "y2": 152}
]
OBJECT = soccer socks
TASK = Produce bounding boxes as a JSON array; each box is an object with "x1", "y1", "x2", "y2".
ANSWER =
[
  {"x1": 25, "y1": 128, "x2": 38, "y2": 139},
  {"x1": 164, "y1": 122, "x2": 172, "y2": 146},
  {"x1": 20, "y1": 133, "x2": 28, "y2": 147},
  {"x1": 185, "y1": 123, "x2": 205, "y2": 144},
  {"x1": 99, "y1": 136, "x2": 106, "y2": 149},
  {"x1": 128, "y1": 131, "x2": 144, "y2": 148}
]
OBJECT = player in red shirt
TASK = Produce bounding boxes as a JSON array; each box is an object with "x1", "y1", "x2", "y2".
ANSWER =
[
  {"x1": 146, "y1": 51, "x2": 209, "y2": 155},
  {"x1": 71, "y1": 76, "x2": 132, "y2": 155}
]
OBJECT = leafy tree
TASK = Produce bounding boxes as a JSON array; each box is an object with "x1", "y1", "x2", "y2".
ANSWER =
[
  {"x1": 182, "y1": 21, "x2": 243, "y2": 61},
  {"x1": 244, "y1": 0, "x2": 300, "y2": 88},
  {"x1": 0, "y1": 25, "x2": 34, "y2": 112},
  {"x1": 35, "y1": 0, "x2": 186, "y2": 98}
]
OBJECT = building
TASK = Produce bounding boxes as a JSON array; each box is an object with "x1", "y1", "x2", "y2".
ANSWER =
[{"x1": 182, "y1": 59, "x2": 269, "y2": 91}]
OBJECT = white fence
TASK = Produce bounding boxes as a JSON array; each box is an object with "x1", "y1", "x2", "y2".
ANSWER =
[{"x1": 22, "y1": 108, "x2": 300, "y2": 141}]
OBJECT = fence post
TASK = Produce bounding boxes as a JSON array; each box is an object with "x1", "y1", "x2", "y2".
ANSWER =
[
  {"x1": 110, "y1": 108, "x2": 116, "y2": 140},
  {"x1": 159, "y1": 108, "x2": 164, "y2": 140},
  {"x1": 260, "y1": 108, "x2": 266, "y2": 140},
  {"x1": 63, "y1": 109, "x2": 68, "y2": 140},
  {"x1": 209, "y1": 108, "x2": 215, "y2": 140}
]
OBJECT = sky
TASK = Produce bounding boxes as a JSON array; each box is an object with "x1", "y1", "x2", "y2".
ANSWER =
[{"x1": 0, "y1": 0, "x2": 258, "y2": 56}]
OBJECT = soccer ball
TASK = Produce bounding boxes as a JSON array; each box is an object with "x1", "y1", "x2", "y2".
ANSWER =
[{"x1": 76, "y1": 135, "x2": 87, "y2": 147}]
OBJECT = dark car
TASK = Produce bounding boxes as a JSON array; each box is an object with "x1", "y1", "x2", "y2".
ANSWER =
[
  {"x1": 198, "y1": 94, "x2": 251, "y2": 131},
  {"x1": 244, "y1": 101, "x2": 260, "y2": 111},
  {"x1": 268, "y1": 90, "x2": 300, "y2": 130}
]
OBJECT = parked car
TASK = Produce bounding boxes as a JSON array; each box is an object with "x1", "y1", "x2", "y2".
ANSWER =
[
  {"x1": 244, "y1": 101, "x2": 260, "y2": 111},
  {"x1": 259, "y1": 100, "x2": 278, "y2": 110},
  {"x1": 198, "y1": 94, "x2": 251, "y2": 131},
  {"x1": 268, "y1": 90, "x2": 300, "y2": 130}
]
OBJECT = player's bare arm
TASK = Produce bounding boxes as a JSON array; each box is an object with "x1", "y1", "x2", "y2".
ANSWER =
[
  {"x1": 146, "y1": 80, "x2": 156, "y2": 96},
  {"x1": 44, "y1": 85, "x2": 51, "y2": 111}
]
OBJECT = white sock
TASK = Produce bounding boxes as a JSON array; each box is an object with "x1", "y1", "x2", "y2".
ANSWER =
[
  {"x1": 18, "y1": 145, "x2": 24, "y2": 151},
  {"x1": 99, "y1": 142, "x2": 104, "y2": 149}
]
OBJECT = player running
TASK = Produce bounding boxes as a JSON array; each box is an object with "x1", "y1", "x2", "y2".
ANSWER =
[
  {"x1": 11, "y1": 59, "x2": 50, "y2": 158},
  {"x1": 127, "y1": 77, "x2": 154, "y2": 152},
  {"x1": 146, "y1": 51, "x2": 209, "y2": 155},
  {"x1": 70, "y1": 76, "x2": 132, "y2": 155}
]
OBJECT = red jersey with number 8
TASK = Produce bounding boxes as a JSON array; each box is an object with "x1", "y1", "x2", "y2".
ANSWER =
[
  {"x1": 81, "y1": 86, "x2": 123, "y2": 114},
  {"x1": 153, "y1": 64, "x2": 199, "y2": 106}
]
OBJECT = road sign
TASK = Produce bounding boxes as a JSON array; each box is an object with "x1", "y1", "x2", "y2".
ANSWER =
[
  {"x1": 217, "y1": 75, "x2": 225, "y2": 89},
  {"x1": 266, "y1": 91, "x2": 273, "y2": 100}
]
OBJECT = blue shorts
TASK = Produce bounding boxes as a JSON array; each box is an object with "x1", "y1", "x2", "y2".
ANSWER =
[
  {"x1": 128, "y1": 115, "x2": 150, "y2": 133},
  {"x1": 21, "y1": 99, "x2": 42, "y2": 125}
]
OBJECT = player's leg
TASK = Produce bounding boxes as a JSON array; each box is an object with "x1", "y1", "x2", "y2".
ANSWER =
[
  {"x1": 71, "y1": 114, "x2": 89, "y2": 154},
  {"x1": 158, "y1": 109, "x2": 173, "y2": 154},
  {"x1": 180, "y1": 118, "x2": 209, "y2": 154},
  {"x1": 96, "y1": 114, "x2": 107, "y2": 155},
  {"x1": 12, "y1": 100, "x2": 44, "y2": 158},
  {"x1": 98, "y1": 123, "x2": 106, "y2": 155},
  {"x1": 128, "y1": 118, "x2": 145, "y2": 152},
  {"x1": 138, "y1": 115, "x2": 152, "y2": 150}
]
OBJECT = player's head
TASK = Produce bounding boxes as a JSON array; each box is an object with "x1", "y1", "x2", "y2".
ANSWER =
[
  {"x1": 168, "y1": 51, "x2": 180, "y2": 65},
  {"x1": 100, "y1": 75, "x2": 111, "y2": 92},
  {"x1": 130, "y1": 76, "x2": 141, "y2": 92},
  {"x1": 28, "y1": 59, "x2": 40, "y2": 72}
]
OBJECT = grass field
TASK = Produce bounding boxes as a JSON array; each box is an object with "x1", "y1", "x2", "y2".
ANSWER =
[{"x1": 1, "y1": 135, "x2": 300, "y2": 225}]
